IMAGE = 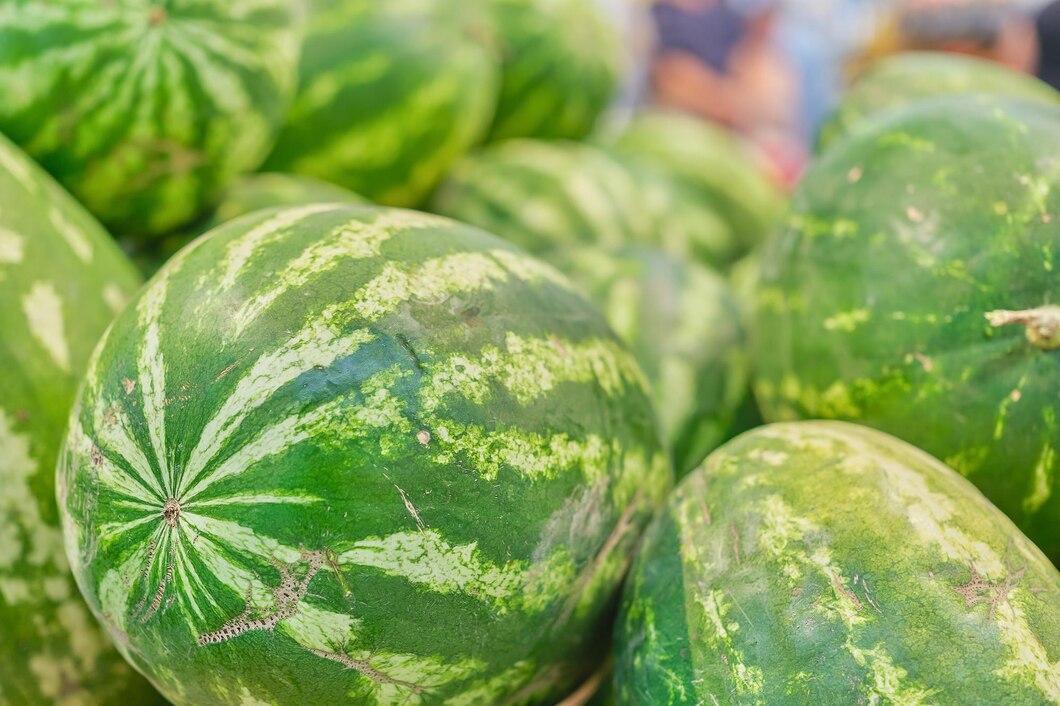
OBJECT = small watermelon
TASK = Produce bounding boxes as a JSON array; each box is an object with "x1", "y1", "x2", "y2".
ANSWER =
[
  {"x1": 0, "y1": 1, "x2": 301, "y2": 239},
  {"x1": 0, "y1": 134, "x2": 159, "y2": 703},
  {"x1": 57, "y1": 205, "x2": 671, "y2": 705},
  {"x1": 263, "y1": 0, "x2": 500, "y2": 207},
  {"x1": 616, "y1": 421, "x2": 1060, "y2": 704},
  {"x1": 487, "y1": 0, "x2": 622, "y2": 142},
  {"x1": 549, "y1": 245, "x2": 747, "y2": 477},
  {"x1": 432, "y1": 139, "x2": 739, "y2": 267},
  {"x1": 819, "y1": 52, "x2": 1060, "y2": 150},
  {"x1": 602, "y1": 110, "x2": 785, "y2": 251},
  {"x1": 755, "y1": 94, "x2": 1060, "y2": 562}
]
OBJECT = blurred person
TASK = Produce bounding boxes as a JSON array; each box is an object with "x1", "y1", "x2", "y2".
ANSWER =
[
  {"x1": 1037, "y1": 0, "x2": 1060, "y2": 88},
  {"x1": 857, "y1": 0, "x2": 1039, "y2": 73},
  {"x1": 649, "y1": 0, "x2": 804, "y2": 184}
]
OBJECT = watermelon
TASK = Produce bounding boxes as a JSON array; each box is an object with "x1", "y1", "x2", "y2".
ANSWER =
[
  {"x1": 263, "y1": 0, "x2": 500, "y2": 207},
  {"x1": 615, "y1": 421, "x2": 1060, "y2": 704},
  {"x1": 0, "y1": 134, "x2": 159, "y2": 702},
  {"x1": 754, "y1": 94, "x2": 1060, "y2": 563},
  {"x1": 549, "y1": 245, "x2": 747, "y2": 478},
  {"x1": 432, "y1": 139, "x2": 740, "y2": 267},
  {"x1": 486, "y1": 0, "x2": 622, "y2": 142},
  {"x1": 819, "y1": 52, "x2": 1060, "y2": 151},
  {"x1": 56, "y1": 205, "x2": 671, "y2": 705},
  {"x1": 602, "y1": 110, "x2": 785, "y2": 251},
  {"x1": 0, "y1": 1, "x2": 301, "y2": 239}
]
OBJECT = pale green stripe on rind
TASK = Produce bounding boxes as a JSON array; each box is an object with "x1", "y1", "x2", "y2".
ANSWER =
[
  {"x1": 137, "y1": 271, "x2": 172, "y2": 496},
  {"x1": 179, "y1": 325, "x2": 376, "y2": 495},
  {"x1": 21, "y1": 280, "x2": 70, "y2": 372}
]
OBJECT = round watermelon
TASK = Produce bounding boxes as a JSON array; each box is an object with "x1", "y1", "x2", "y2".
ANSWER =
[
  {"x1": 603, "y1": 110, "x2": 785, "y2": 251},
  {"x1": 486, "y1": 0, "x2": 622, "y2": 142},
  {"x1": 0, "y1": 134, "x2": 159, "y2": 703},
  {"x1": 819, "y1": 52, "x2": 1060, "y2": 151},
  {"x1": 754, "y1": 94, "x2": 1060, "y2": 563},
  {"x1": 263, "y1": 0, "x2": 500, "y2": 208},
  {"x1": 616, "y1": 421, "x2": 1060, "y2": 704},
  {"x1": 0, "y1": 1, "x2": 301, "y2": 239},
  {"x1": 57, "y1": 205, "x2": 671, "y2": 705},
  {"x1": 432, "y1": 139, "x2": 739, "y2": 267},
  {"x1": 549, "y1": 245, "x2": 747, "y2": 478}
]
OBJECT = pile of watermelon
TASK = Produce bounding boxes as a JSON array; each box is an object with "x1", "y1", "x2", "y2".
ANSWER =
[{"x1": 1, "y1": 2, "x2": 1058, "y2": 704}]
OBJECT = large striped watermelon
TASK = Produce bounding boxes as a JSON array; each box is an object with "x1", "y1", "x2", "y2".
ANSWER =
[
  {"x1": 0, "y1": 135, "x2": 159, "y2": 703},
  {"x1": 263, "y1": 0, "x2": 500, "y2": 207},
  {"x1": 602, "y1": 111, "x2": 784, "y2": 251},
  {"x1": 0, "y1": 1, "x2": 301, "y2": 239},
  {"x1": 486, "y1": 0, "x2": 622, "y2": 142},
  {"x1": 819, "y1": 52, "x2": 1060, "y2": 151},
  {"x1": 57, "y1": 205, "x2": 671, "y2": 705},
  {"x1": 616, "y1": 421, "x2": 1060, "y2": 704},
  {"x1": 432, "y1": 139, "x2": 739, "y2": 267},
  {"x1": 754, "y1": 94, "x2": 1060, "y2": 563},
  {"x1": 549, "y1": 246, "x2": 747, "y2": 478}
]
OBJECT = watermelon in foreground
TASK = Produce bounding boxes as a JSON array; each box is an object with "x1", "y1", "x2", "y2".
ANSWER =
[
  {"x1": 0, "y1": 1, "x2": 301, "y2": 239},
  {"x1": 549, "y1": 246, "x2": 747, "y2": 477},
  {"x1": 616, "y1": 422, "x2": 1060, "y2": 704},
  {"x1": 755, "y1": 94, "x2": 1060, "y2": 562},
  {"x1": 486, "y1": 0, "x2": 622, "y2": 142},
  {"x1": 433, "y1": 139, "x2": 739, "y2": 266},
  {"x1": 57, "y1": 205, "x2": 671, "y2": 705},
  {"x1": 818, "y1": 52, "x2": 1060, "y2": 150},
  {"x1": 263, "y1": 0, "x2": 500, "y2": 207},
  {"x1": 0, "y1": 135, "x2": 158, "y2": 703}
]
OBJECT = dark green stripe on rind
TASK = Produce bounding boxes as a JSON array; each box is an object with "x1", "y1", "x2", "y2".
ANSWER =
[
  {"x1": 616, "y1": 421, "x2": 1060, "y2": 705},
  {"x1": 0, "y1": 1, "x2": 301, "y2": 239},
  {"x1": 486, "y1": 0, "x2": 622, "y2": 142},
  {"x1": 818, "y1": 52, "x2": 1060, "y2": 151},
  {"x1": 0, "y1": 134, "x2": 158, "y2": 704},
  {"x1": 754, "y1": 94, "x2": 1060, "y2": 563},
  {"x1": 58, "y1": 205, "x2": 671, "y2": 705},
  {"x1": 263, "y1": 0, "x2": 501, "y2": 208}
]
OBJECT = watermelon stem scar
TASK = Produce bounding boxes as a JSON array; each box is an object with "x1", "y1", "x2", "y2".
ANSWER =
[{"x1": 987, "y1": 306, "x2": 1060, "y2": 351}]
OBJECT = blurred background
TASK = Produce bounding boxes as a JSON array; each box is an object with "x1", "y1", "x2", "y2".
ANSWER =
[{"x1": 600, "y1": 0, "x2": 1060, "y2": 186}]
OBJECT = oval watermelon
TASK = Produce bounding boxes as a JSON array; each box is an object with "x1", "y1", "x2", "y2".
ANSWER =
[
  {"x1": 0, "y1": 1, "x2": 301, "y2": 239},
  {"x1": 754, "y1": 94, "x2": 1060, "y2": 563},
  {"x1": 615, "y1": 421, "x2": 1060, "y2": 704},
  {"x1": 819, "y1": 52, "x2": 1060, "y2": 151},
  {"x1": 548, "y1": 245, "x2": 747, "y2": 478},
  {"x1": 57, "y1": 205, "x2": 671, "y2": 705},
  {"x1": 0, "y1": 134, "x2": 159, "y2": 703},
  {"x1": 486, "y1": 0, "x2": 622, "y2": 142},
  {"x1": 263, "y1": 0, "x2": 500, "y2": 208},
  {"x1": 602, "y1": 110, "x2": 785, "y2": 251},
  {"x1": 432, "y1": 139, "x2": 739, "y2": 267}
]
